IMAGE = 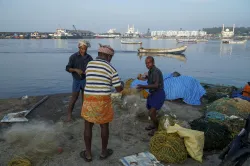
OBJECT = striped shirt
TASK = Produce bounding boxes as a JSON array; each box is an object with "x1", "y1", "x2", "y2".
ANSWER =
[{"x1": 84, "y1": 59, "x2": 121, "y2": 95}]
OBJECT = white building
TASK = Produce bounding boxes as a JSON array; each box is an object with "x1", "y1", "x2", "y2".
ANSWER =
[
  {"x1": 30, "y1": 31, "x2": 40, "y2": 38},
  {"x1": 151, "y1": 30, "x2": 207, "y2": 37},
  {"x1": 124, "y1": 25, "x2": 140, "y2": 37},
  {"x1": 221, "y1": 24, "x2": 235, "y2": 38}
]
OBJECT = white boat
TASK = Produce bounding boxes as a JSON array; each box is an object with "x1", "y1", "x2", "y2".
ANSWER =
[
  {"x1": 138, "y1": 45, "x2": 187, "y2": 54},
  {"x1": 176, "y1": 39, "x2": 197, "y2": 43},
  {"x1": 121, "y1": 40, "x2": 142, "y2": 44},
  {"x1": 197, "y1": 39, "x2": 208, "y2": 42},
  {"x1": 229, "y1": 40, "x2": 247, "y2": 44},
  {"x1": 94, "y1": 29, "x2": 121, "y2": 38},
  {"x1": 138, "y1": 53, "x2": 186, "y2": 62}
]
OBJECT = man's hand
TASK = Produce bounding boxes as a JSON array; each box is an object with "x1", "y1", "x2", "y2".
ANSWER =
[
  {"x1": 137, "y1": 84, "x2": 143, "y2": 90},
  {"x1": 74, "y1": 69, "x2": 84, "y2": 75}
]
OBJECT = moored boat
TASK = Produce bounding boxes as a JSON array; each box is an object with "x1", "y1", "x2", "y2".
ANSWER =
[
  {"x1": 228, "y1": 40, "x2": 247, "y2": 44},
  {"x1": 176, "y1": 39, "x2": 197, "y2": 43},
  {"x1": 138, "y1": 53, "x2": 186, "y2": 62},
  {"x1": 138, "y1": 45, "x2": 187, "y2": 54},
  {"x1": 197, "y1": 39, "x2": 208, "y2": 42},
  {"x1": 121, "y1": 40, "x2": 142, "y2": 44}
]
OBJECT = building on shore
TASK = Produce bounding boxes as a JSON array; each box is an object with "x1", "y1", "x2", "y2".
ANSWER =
[
  {"x1": 122, "y1": 25, "x2": 140, "y2": 38},
  {"x1": 221, "y1": 24, "x2": 235, "y2": 39},
  {"x1": 30, "y1": 32, "x2": 41, "y2": 39},
  {"x1": 151, "y1": 30, "x2": 207, "y2": 38}
]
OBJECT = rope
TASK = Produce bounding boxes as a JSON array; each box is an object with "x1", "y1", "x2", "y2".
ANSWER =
[{"x1": 8, "y1": 158, "x2": 31, "y2": 166}]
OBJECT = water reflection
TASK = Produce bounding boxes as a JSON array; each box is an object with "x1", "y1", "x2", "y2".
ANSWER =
[
  {"x1": 120, "y1": 43, "x2": 142, "y2": 52},
  {"x1": 54, "y1": 39, "x2": 68, "y2": 49},
  {"x1": 219, "y1": 41, "x2": 233, "y2": 56},
  {"x1": 137, "y1": 53, "x2": 187, "y2": 62}
]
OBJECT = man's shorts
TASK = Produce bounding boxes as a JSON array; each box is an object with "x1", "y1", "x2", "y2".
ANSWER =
[
  {"x1": 72, "y1": 79, "x2": 86, "y2": 92},
  {"x1": 146, "y1": 89, "x2": 165, "y2": 110}
]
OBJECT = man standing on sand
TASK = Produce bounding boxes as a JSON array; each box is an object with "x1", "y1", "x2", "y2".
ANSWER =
[
  {"x1": 65, "y1": 40, "x2": 93, "y2": 122},
  {"x1": 137, "y1": 56, "x2": 165, "y2": 136},
  {"x1": 80, "y1": 44, "x2": 123, "y2": 162}
]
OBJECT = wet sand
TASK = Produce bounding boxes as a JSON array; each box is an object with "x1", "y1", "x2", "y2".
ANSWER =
[{"x1": 0, "y1": 93, "x2": 222, "y2": 166}]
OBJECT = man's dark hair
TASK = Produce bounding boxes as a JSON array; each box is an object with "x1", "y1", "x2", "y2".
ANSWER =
[{"x1": 146, "y1": 56, "x2": 154, "y2": 63}]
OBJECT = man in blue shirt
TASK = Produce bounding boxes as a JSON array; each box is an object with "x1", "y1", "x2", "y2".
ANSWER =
[{"x1": 65, "y1": 40, "x2": 93, "y2": 122}]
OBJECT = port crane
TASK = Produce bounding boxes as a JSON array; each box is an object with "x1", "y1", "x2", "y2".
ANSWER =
[{"x1": 72, "y1": 25, "x2": 81, "y2": 37}]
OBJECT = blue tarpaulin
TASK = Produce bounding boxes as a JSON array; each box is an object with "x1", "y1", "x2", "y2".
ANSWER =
[{"x1": 130, "y1": 73, "x2": 206, "y2": 105}]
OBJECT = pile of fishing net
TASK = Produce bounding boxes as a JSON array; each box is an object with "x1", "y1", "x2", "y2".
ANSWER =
[
  {"x1": 158, "y1": 114, "x2": 191, "y2": 131},
  {"x1": 205, "y1": 111, "x2": 246, "y2": 138},
  {"x1": 121, "y1": 78, "x2": 149, "y2": 98},
  {"x1": 189, "y1": 118, "x2": 232, "y2": 151},
  {"x1": 8, "y1": 157, "x2": 31, "y2": 166},
  {"x1": 150, "y1": 132, "x2": 187, "y2": 164},
  {"x1": 3, "y1": 121, "x2": 64, "y2": 160},
  {"x1": 202, "y1": 84, "x2": 237, "y2": 103},
  {"x1": 206, "y1": 97, "x2": 250, "y2": 118}
]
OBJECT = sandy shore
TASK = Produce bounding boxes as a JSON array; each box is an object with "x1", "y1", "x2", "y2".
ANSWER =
[{"x1": 0, "y1": 93, "x2": 223, "y2": 166}]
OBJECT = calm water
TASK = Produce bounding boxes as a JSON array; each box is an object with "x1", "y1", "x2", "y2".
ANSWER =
[{"x1": 0, "y1": 39, "x2": 249, "y2": 99}]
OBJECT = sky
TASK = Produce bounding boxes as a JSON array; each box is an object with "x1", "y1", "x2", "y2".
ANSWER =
[{"x1": 0, "y1": 0, "x2": 250, "y2": 33}]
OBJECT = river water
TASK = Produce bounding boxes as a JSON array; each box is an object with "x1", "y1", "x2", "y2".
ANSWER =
[{"x1": 0, "y1": 39, "x2": 249, "y2": 99}]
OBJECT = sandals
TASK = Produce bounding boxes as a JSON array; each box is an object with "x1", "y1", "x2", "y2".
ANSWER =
[
  {"x1": 100, "y1": 149, "x2": 113, "y2": 160},
  {"x1": 80, "y1": 149, "x2": 113, "y2": 161},
  {"x1": 80, "y1": 150, "x2": 92, "y2": 162},
  {"x1": 145, "y1": 125, "x2": 156, "y2": 131}
]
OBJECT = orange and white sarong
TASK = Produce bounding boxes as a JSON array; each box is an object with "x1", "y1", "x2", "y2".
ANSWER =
[{"x1": 81, "y1": 94, "x2": 113, "y2": 124}]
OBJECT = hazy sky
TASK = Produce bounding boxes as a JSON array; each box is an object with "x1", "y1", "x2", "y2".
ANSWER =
[{"x1": 0, "y1": 0, "x2": 249, "y2": 33}]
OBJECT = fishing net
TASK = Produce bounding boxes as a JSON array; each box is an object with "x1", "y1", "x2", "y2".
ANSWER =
[
  {"x1": 207, "y1": 118, "x2": 246, "y2": 138},
  {"x1": 121, "y1": 78, "x2": 149, "y2": 98},
  {"x1": 202, "y1": 84, "x2": 237, "y2": 103},
  {"x1": 158, "y1": 115, "x2": 191, "y2": 131},
  {"x1": 207, "y1": 97, "x2": 250, "y2": 118},
  {"x1": 158, "y1": 115, "x2": 175, "y2": 131},
  {"x1": 3, "y1": 121, "x2": 64, "y2": 161},
  {"x1": 8, "y1": 157, "x2": 31, "y2": 166},
  {"x1": 149, "y1": 132, "x2": 187, "y2": 164},
  {"x1": 189, "y1": 118, "x2": 232, "y2": 151}
]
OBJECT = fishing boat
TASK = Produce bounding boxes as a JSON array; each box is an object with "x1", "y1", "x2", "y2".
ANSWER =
[
  {"x1": 138, "y1": 53, "x2": 186, "y2": 62},
  {"x1": 176, "y1": 39, "x2": 197, "y2": 43},
  {"x1": 197, "y1": 39, "x2": 208, "y2": 42},
  {"x1": 152, "y1": 37, "x2": 158, "y2": 40},
  {"x1": 228, "y1": 40, "x2": 247, "y2": 44},
  {"x1": 121, "y1": 40, "x2": 142, "y2": 44},
  {"x1": 138, "y1": 45, "x2": 187, "y2": 54}
]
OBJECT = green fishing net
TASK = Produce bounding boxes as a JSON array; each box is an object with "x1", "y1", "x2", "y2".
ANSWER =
[
  {"x1": 150, "y1": 132, "x2": 187, "y2": 164},
  {"x1": 207, "y1": 97, "x2": 250, "y2": 118},
  {"x1": 190, "y1": 118, "x2": 232, "y2": 151}
]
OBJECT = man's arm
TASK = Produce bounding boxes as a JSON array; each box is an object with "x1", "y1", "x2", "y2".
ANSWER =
[
  {"x1": 112, "y1": 72, "x2": 123, "y2": 92},
  {"x1": 66, "y1": 56, "x2": 83, "y2": 74},
  {"x1": 138, "y1": 73, "x2": 159, "y2": 89},
  {"x1": 66, "y1": 56, "x2": 74, "y2": 73}
]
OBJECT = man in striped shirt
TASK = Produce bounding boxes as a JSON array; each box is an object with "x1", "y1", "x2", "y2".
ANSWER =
[{"x1": 80, "y1": 44, "x2": 123, "y2": 162}]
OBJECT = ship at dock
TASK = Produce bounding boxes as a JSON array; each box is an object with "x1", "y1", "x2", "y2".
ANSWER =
[
  {"x1": 52, "y1": 25, "x2": 94, "y2": 39},
  {"x1": 94, "y1": 29, "x2": 121, "y2": 38}
]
